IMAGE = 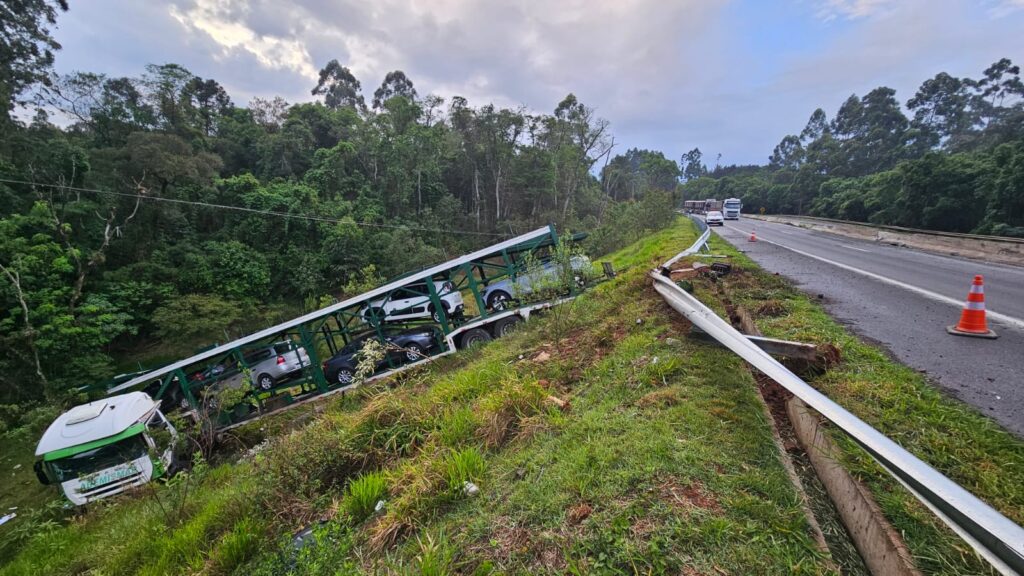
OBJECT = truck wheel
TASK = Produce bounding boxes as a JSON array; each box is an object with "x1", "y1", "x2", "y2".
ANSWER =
[
  {"x1": 257, "y1": 373, "x2": 275, "y2": 391},
  {"x1": 488, "y1": 290, "x2": 512, "y2": 311},
  {"x1": 493, "y1": 315, "x2": 522, "y2": 338},
  {"x1": 459, "y1": 328, "x2": 492, "y2": 349}
]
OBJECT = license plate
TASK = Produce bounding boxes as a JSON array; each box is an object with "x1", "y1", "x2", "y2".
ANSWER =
[{"x1": 79, "y1": 462, "x2": 139, "y2": 490}]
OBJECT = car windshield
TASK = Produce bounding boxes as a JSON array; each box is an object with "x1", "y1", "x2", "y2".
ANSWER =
[
  {"x1": 273, "y1": 342, "x2": 293, "y2": 354},
  {"x1": 47, "y1": 433, "x2": 149, "y2": 482}
]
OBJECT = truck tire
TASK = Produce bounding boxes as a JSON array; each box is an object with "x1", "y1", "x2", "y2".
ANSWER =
[
  {"x1": 492, "y1": 315, "x2": 522, "y2": 338},
  {"x1": 459, "y1": 328, "x2": 492, "y2": 349}
]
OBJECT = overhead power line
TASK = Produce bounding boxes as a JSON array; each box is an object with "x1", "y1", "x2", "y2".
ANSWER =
[{"x1": 0, "y1": 178, "x2": 510, "y2": 238}]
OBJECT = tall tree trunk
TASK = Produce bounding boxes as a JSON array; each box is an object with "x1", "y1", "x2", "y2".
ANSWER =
[
  {"x1": 494, "y1": 163, "x2": 501, "y2": 225},
  {"x1": 474, "y1": 166, "x2": 481, "y2": 231}
]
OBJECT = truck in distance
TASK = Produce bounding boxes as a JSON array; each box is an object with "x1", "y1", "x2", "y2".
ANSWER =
[{"x1": 723, "y1": 198, "x2": 742, "y2": 219}]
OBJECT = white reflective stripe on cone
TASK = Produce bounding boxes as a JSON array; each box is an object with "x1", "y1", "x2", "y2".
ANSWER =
[
  {"x1": 965, "y1": 301, "x2": 986, "y2": 310},
  {"x1": 970, "y1": 285, "x2": 984, "y2": 294}
]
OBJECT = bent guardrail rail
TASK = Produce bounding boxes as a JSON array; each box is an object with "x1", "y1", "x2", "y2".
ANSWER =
[
  {"x1": 660, "y1": 215, "x2": 711, "y2": 272},
  {"x1": 650, "y1": 226, "x2": 1024, "y2": 574}
]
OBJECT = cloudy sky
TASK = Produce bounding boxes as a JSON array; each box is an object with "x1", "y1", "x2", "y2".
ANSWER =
[{"x1": 51, "y1": 0, "x2": 1024, "y2": 165}]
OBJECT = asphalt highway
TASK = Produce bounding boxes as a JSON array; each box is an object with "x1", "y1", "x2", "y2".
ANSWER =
[{"x1": 713, "y1": 217, "x2": 1024, "y2": 437}]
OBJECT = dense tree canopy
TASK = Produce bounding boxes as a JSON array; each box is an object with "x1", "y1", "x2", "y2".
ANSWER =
[
  {"x1": 682, "y1": 58, "x2": 1024, "y2": 236},
  {"x1": 0, "y1": 22, "x2": 679, "y2": 404}
]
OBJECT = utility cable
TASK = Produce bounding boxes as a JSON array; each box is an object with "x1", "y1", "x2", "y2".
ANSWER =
[{"x1": 0, "y1": 177, "x2": 511, "y2": 238}]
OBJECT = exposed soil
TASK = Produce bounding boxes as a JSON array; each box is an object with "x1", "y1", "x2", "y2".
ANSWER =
[
  {"x1": 656, "y1": 476, "x2": 721, "y2": 513},
  {"x1": 566, "y1": 502, "x2": 593, "y2": 525}
]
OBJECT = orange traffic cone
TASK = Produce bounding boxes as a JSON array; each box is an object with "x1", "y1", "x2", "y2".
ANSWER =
[
  {"x1": 748, "y1": 230, "x2": 757, "y2": 242},
  {"x1": 946, "y1": 275, "x2": 997, "y2": 339}
]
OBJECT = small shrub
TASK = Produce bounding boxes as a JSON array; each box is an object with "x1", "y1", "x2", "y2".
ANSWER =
[
  {"x1": 443, "y1": 447, "x2": 486, "y2": 492},
  {"x1": 209, "y1": 518, "x2": 262, "y2": 574},
  {"x1": 414, "y1": 531, "x2": 455, "y2": 576},
  {"x1": 344, "y1": 471, "x2": 388, "y2": 522},
  {"x1": 434, "y1": 406, "x2": 478, "y2": 447}
]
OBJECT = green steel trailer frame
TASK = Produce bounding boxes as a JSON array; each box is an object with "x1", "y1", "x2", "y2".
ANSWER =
[{"x1": 107, "y1": 225, "x2": 600, "y2": 429}]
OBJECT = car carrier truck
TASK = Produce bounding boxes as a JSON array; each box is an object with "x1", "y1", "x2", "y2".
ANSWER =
[{"x1": 33, "y1": 392, "x2": 177, "y2": 505}]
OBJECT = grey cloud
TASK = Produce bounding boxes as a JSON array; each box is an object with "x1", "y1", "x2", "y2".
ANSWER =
[{"x1": 50, "y1": 0, "x2": 1024, "y2": 165}]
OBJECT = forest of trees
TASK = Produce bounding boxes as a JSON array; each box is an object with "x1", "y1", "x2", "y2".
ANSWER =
[
  {"x1": 681, "y1": 58, "x2": 1024, "y2": 237},
  {"x1": 0, "y1": 2, "x2": 679, "y2": 406}
]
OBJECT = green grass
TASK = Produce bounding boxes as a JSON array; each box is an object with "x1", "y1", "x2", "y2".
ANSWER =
[
  {"x1": 7, "y1": 218, "x2": 1020, "y2": 575},
  {"x1": 344, "y1": 471, "x2": 388, "y2": 522},
  {"x1": 0, "y1": 220, "x2": 833, "y2": 575},
  {"x1": 703, "y1": 232, "x2": 1024, "y2": 575}
]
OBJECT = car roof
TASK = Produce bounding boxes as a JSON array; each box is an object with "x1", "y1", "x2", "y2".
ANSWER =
[{"x1": 36, "y1": 392, "x2": 156, "y2": 456}]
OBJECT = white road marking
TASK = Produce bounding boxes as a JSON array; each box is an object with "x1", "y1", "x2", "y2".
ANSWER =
[
  {"x1": 722, "y1": 224, "x2": 1024, "y2": 332},
  {"x1": 841, "y1": 244, "x2": 871, "y2": 253}
]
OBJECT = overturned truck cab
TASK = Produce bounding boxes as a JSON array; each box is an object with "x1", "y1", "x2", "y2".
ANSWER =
[{"x1": 33, "y1": 392, "x2": 177, "y2": 506}]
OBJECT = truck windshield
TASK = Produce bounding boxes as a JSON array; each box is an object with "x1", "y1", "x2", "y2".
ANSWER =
[
  {"x1": 47, "y1": 434, "x2": 149, "y2": 482},
  {"x1": 724, "y1": 201, "x2": 741, "y2": 208}
]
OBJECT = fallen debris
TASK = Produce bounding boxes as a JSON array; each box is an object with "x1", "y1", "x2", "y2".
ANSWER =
[{"x1": 544, "y1": 395, "x2": 570, "y2": 412}]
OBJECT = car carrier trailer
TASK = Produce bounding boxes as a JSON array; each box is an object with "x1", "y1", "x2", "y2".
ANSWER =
[{"x1": 102, "y1": 225, "x2": 606, "y2": 430}]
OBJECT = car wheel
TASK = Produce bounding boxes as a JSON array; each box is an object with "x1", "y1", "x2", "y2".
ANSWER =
[
  {"x1": 459, "y1": 328, "x2": 492, "y2": 349},
  {"x1": 404, "y1": 343, "x2": 425, "y2": 362},
  {"x1": 493, "y1": 315, "x2": 522, "y2": 338},
  {"x1": 336, "y1": 368, "x2": 355, "y2": 386},
  {"x1": 488, "y1": 290, "x2": 512, "y2": 311},
  {"x1": 430, "y1": 303, "x2": 448, "y2": 323},
  {"x1": 257, "y1": 373, "x2": 275, "y2": 391}
]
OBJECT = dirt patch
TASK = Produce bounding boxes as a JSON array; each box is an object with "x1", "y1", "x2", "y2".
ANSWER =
[
  {"x1": 490, "y1": 519, "x2": 532, "y2": 559},
  {"x1": 637, "y1": 386, "x2": 686, "y2": 409},
  {"x1": 656, "y1": 476, "x2": 721, "y2": 513},
  {"x1": 533, "y1": 537, "x2": 567, "y2": 572},
  {"x1": 566, "y1": 502, "x2": 593, "y2": 525},
  {"x1": 755, "y1": 299, "x2": 788, "y2": 317}
]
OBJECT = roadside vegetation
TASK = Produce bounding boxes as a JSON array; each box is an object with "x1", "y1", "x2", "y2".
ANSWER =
[
  {"x1": 679, "y1": 58, "x2": 1024, "y2": 237},
  {"x1": 699, "y1": 232, "x2": 1024, "y2": 574},
  {"x1": 0, "y1": 222, "x2": 839, "y2": 575}
]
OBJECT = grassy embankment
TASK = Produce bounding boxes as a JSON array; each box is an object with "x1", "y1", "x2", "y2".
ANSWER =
[
  {"x1": 700, "y1": 231, "x2": 1024, "y2": 575},
  {"x1": 1, "y1": 221, "x2": 835, "y2": 575}
]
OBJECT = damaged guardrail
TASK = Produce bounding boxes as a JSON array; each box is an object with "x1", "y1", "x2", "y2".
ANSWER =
[
  {"x1": 660, "y1": 215, "x2": 711, "y2": 272},
  {"x1": 650, "y1": 232, "x2": 1024, "y2": 573}
]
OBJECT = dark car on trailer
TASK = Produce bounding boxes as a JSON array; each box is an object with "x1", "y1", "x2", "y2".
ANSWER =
[{"x1": 322, "y1": 327, "x2": 440, "y2": 386}]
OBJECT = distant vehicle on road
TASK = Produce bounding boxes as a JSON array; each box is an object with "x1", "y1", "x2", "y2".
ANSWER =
[
  {"x1": 704, "y1": 198, "x2": 722, "y2": 212},
  {"x1": 723, "y1": 198, "x2": 742, "y2": 220},
  {"x1": 322, "y1": 327, "x2": 440, "y2": 385},
  {"x1": 360, "y1": 280, "x2": 464, "y2": 324},
  {"x1": 705, "y1": 211, "x2": 725, "y2": 226},
  {"x1": 683, "y1": 200, "x2": 705, "y2": 213},
  {"x1": 482, "y1": 255, "x2": 592, "y2": 310}
]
